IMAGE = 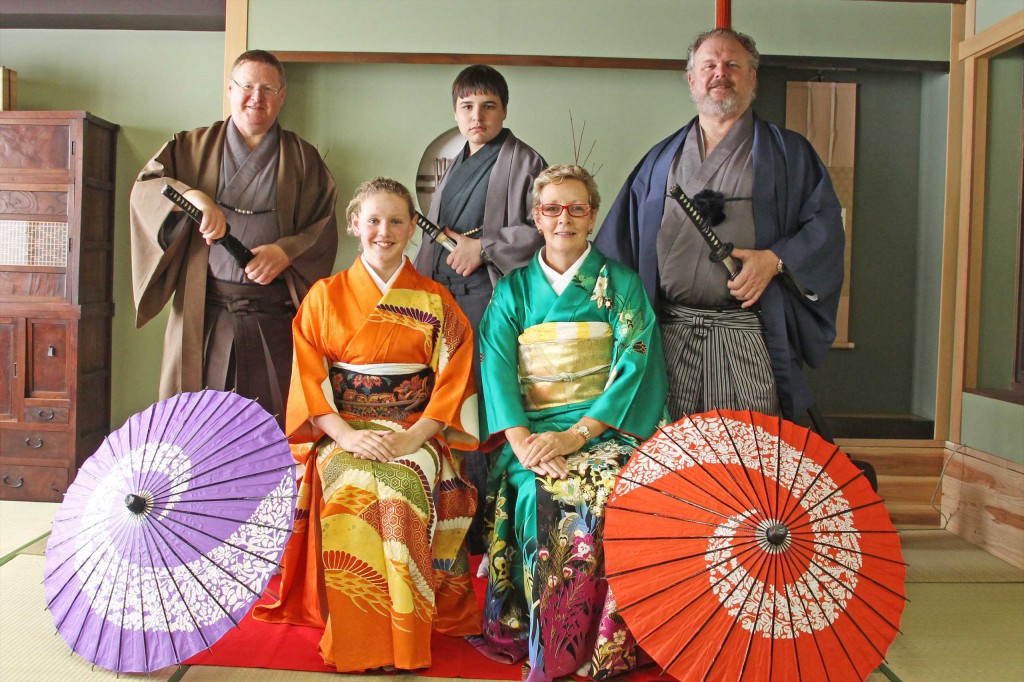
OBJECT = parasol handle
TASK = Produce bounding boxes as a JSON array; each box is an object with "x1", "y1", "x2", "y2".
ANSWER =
[
  {"x1": 766, "y1": 523, "x2": 789, "y2": 547},
  {"x1": 125, "y1": 493, "x2": 150, "y2": 515}
]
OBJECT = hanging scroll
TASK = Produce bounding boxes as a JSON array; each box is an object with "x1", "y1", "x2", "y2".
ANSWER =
[{"x1": 786, "y1": 81, "x2": 857, "y2": 349}]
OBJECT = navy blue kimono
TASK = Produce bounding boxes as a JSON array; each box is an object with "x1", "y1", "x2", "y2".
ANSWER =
[{"x1": 595, "y1": 113, "x2": 844, "y2": 419}]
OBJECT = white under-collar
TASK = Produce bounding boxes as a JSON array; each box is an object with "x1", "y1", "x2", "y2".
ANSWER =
[
  {"x1": 538, "y1": 244, "x2": 591, "y2": 295},
  {"x1": 362, "y1": 255, "x2": 407, "y2": 293}
]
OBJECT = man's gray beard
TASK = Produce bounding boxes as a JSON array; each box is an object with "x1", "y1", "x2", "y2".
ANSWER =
[{"x1": 691, "y1": 89, "x2": 756, "y2": 119}]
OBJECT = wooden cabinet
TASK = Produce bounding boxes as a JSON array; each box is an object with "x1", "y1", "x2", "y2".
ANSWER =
[{"x1": 0, "y1": 111, "x2": 117, "y2": 501}]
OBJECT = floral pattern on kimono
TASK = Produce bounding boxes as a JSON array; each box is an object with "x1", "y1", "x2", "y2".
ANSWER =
[
  {"x1": 470, "y1": 248, "x2": 668, "y2": 682},
  {"x1": 253, "y1": 259, "x2": 480, "y2": 673}
]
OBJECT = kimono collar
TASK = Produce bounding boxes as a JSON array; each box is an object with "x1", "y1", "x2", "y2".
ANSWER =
[
  {"x1": 360, "y1": 254, "x2": 408, "y2": 293},
  {"x1": 538, "y1": 243, "x2": 592, "y2": 295}
]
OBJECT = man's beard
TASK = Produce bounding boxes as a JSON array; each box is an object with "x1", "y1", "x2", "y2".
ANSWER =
[{"x1": 691, "y1": 81, "x2": 755, "y2": 119}]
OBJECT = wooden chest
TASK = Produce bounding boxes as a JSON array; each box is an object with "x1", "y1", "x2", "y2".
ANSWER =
[{"x1": 0, "y1": 111, "x2": 117, "y2": 501}]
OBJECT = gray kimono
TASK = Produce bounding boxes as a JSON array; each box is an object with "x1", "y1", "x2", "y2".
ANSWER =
[{"x1": 414, "y1": 129, "x2": 545, "y2": 287}]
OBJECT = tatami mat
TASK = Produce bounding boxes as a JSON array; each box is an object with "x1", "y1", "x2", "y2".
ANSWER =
[
  {"x1": 178, "y1": 665, "x2": 889, "y2": 682},
  {"x1": 0, "y1": 500, "x2": 58, "y2": 557},
  {"x1": 883, "y1": 583, "x2": 1024, "y2": 682},
  {"x1": 18, "y1": 535, "x2": 49, "y2": 556},
  {"x1": 0, "y1": 554, "x2": 179, "y2": 682},
  {"x1": 901, "y1": 529, "x2": 1024, "y2": 583},
  {"x1": 2, "y1": 503, "x2": 1021, "y2": 682},
  {"x1": 181, "y1": 666, "x2": 428, "y2": 681}
]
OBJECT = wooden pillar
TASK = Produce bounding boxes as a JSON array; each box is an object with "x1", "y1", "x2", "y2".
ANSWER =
[{"x1": 716, "y1": 0, "x2": 731, "y2": 29}]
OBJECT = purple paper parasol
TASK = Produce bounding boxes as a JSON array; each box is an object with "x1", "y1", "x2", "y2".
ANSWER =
[{"x1": 43, "y1": 390, "x2": 295, "y2": 673}]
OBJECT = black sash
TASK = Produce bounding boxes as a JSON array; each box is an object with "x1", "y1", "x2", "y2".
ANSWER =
[{"x1": 329, "y1": 366, "x2": 435, "y2": 421}]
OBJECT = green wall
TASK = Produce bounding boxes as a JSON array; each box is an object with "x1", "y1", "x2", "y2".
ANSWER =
[
  {"x1": 975, "y1": 0, "x2": 1023, "y2": 34},
  {"x1": 248, "y1": 0, "x2": 949, "y2": 62},
  {"x1": 0, "y1": 29, "x2": 224, "y2": 427},
  {"x1": 962, "y1": 394, "x2": 1024, "y2": 466},
  {"x1": 755, "y1": 68, "x2": 933, "y2": 415},
  {"x1": 976, "y1": 46, "x2": 1023, "y2": 392},
  {"x1": 913, "y1": 73, "x2": 950, "y2": 421},
  {"x1": 963, "y1": 44, "x2": 1024, "y2": 464}
]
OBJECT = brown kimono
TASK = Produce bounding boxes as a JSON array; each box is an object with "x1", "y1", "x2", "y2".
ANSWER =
[{"x1": 129, "y1": 118, "x2": 338, "y2": 418}]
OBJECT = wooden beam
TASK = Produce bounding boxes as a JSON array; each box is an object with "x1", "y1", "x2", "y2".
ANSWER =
[
  {"x1": 274, "y1": 51, "x2": 686, "y2": 71},
  {"x1": 223, "y1": 0, "x2": 248, "y2": 118},
  {"x1": 963, "y1": 57, "x2": 990, "y2": 392},
  {"x1": 958, "y1": 9, "x2": 1024, "y2": 60},
  {"x1": 934, "y1": 3, "x2": 966, "y2": 441},
  {"x1": 271, "y1": 51, "x2": 948, "y2": 74}
]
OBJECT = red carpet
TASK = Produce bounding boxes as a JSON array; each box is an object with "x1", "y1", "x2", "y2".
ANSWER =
[{"x1": 185, "y1": 556, "x2": 673, "y2": 680}]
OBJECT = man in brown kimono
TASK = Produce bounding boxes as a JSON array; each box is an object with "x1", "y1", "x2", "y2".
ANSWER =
[
  {"x1": 413, "y1": 65, "x2": 546, "y2": 558},
  {"x1": 130, "y1": 49, "x2": 338, "y2": 426}
]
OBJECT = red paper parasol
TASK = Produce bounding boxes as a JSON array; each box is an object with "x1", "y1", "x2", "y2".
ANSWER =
[{"x1": 604, "y1": 410, "x2": 906, "y2": 682}]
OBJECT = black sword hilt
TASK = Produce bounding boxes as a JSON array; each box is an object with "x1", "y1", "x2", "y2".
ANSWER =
[
  {"x1": 160, "y1": 184, "x2": 256, "y2": 268},
  {"x1": 415, "y1": 213, "x2": 457, "y2": 253},
  {"x1": 667, "y1": 184, "x2": 740, "y2": 279},
  {"x1": 415, "y1": 213, "x2": 504, "y2": 278}
]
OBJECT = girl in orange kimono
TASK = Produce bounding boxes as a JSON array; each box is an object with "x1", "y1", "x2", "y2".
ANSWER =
[{"x1": 253, "y1": 178, "x2": 481, "y2": 672}]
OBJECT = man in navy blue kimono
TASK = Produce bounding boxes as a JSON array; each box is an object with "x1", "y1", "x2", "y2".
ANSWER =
[{"x1": 595, "y1": 28, "x2": 844, "y2": 422}]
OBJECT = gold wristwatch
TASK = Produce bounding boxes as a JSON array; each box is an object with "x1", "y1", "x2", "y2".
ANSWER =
[{"x1": 571, "y1": 423, "x2": 591, "y2": 443}]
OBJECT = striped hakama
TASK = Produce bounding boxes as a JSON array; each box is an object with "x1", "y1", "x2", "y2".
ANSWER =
[{"x1": 659, "y1": 302, "x2": 780, "y2": 420}]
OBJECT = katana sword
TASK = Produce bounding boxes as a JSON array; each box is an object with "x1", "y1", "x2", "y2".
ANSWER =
[
  {"x1": 667, "y1": 183, "x2": 741, "y2": 280},
  {"x1": 415, "y1": 213, "x2": 504, "y2": 278},
  {"x1": 160, "y1": 184, "x2": 256, "y2": 268}
]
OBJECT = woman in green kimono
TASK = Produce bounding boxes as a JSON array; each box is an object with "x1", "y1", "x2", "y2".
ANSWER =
[{"x1": 470, "y1": 165, "x2": 667, "y2": 681}]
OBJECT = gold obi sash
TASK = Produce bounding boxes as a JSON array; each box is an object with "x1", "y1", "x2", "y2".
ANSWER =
[{"x1": 517, "y1": 321, "x2": 613, "y2": 411}]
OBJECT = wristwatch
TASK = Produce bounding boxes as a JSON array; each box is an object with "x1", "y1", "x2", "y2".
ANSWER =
[
  {"x1": 776, "y1": 258, "x2": 785, "y2": 275},
  {"x1": 571, "y1": 423, "x2": 591, "y2": 444}
]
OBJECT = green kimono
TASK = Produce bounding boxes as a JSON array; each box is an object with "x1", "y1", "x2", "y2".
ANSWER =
[{"x1": 470, "y1": 247, "x2": 667, "y2": 682}]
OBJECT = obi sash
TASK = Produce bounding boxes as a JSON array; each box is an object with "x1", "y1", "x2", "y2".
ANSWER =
[
  {"x1": 517, "y1": 322, "x2": 613, "y2": 412},
  {"x1": 329, "y1": 361, "x2": 435, "y2": 422}
]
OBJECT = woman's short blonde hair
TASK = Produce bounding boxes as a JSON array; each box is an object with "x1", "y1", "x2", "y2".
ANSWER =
[
  {"x1": 345, "y1": 177, "x2": 416, "y2": 234},
  {"x1": 531, "y1": 164, "x2": 600, "y2": 213}
]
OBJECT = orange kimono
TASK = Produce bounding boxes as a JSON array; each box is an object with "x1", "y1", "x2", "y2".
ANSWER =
[{"x1": 254, "y1": 257, "x2": 481, "y2": 671}]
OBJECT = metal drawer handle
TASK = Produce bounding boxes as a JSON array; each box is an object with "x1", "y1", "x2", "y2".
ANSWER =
[
  {"x1": 47, "y1": 345, "x2": 56, "y2": 357},
  {"x1": 37, "y1": 409, "x2": 56, "y2": 420},
  {"x1": 25, "y1": 437, "x2": 44, "y2": 449},
  {"x1": 3, "y1": 475, "x2": 24, "y2": 488}
]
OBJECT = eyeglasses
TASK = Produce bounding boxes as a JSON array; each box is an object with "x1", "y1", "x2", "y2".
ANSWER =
[
  {"x1": 230, "y1": 79, "x2": 284, "y2": 97},
  {"x1": 537, "y1": 203, "x2": 592, "y2": 218}
]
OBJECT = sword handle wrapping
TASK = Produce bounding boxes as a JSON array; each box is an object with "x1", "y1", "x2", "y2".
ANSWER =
[
  {"x1": 160, "y1": 184, "x2": 256, "y2": 268},
  {"x1": 415, "y1": 214, "x2": 457, "y2": 253},
  {"x1": 667, "y1": 184, "x2": 741, "y2": 280},
  {"x1": 415, "y1": 213, "x2": 504, "y2": 277}
]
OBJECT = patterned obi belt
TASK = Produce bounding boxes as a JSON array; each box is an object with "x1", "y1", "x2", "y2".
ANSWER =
[
  {"x1": 517, "y1": 321, "x2": 613, "y2": 412},
  {"x1": 329, "y1": 362, "x2": 435, "y2": 421}
]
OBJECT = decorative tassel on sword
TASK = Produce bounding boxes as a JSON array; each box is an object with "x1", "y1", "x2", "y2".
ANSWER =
[
  {"x1": 414, "y1": 213, "x2": 504, "y2": 278},
  {"x1": 160, "y1": 184, "x2": 255, "y2": 269},
  {"x1": 666, "y1": 184, "x2": 741, "y2": 280}
]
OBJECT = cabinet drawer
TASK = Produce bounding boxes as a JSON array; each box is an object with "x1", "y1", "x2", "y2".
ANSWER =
[
  {"x1": 0, "y1": 464, "x2": 68, "y2": 501},
  {"x1": 22, "y1": 403, "x2": 70, "y2": 424},
  {"x1": 27, "y1": 319, "x2": 69, "y2": 396},
  {"x1": 0, "y1": 429, "x2": 69, "y2": 460}
]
